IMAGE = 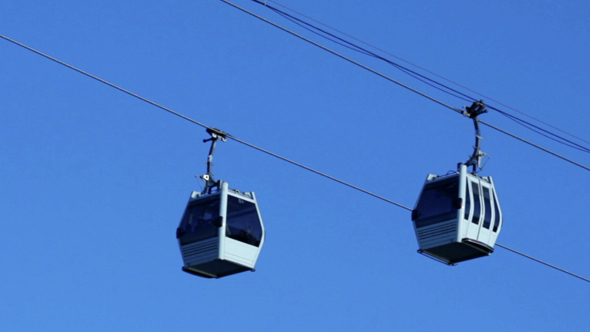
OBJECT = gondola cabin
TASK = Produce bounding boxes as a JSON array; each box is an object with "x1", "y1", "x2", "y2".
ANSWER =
[
  {"x1": 177, "y1": 181, "x2": 265, "y2": 278},
  {"x1": 411, "y1": 164, "x2": 502, "y2": 264}
]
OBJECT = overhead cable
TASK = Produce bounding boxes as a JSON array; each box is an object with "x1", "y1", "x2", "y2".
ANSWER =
[
  {"x1": 0, "y1": 32, "x2": 410, "y2": 210},
  {"x1": 257, "y1": 0, "x2": 477, "y2": 103},
  {"x1": 480, "y1": 120, "x2": 590, "y2": 172},
  {"x1": 488, "y1": 106, "x2": 590, "y2": 153},
  {"x1": 496, "y1": 244, "x2": 590, "y2": 283},
  {"x1": 221, "y1": 0, "x2": 590, "y2": 174},
  {"x1": 1, "y1": 31, "x2": 588, "y2": 284},
  {"x1": 262, "y1": 0, "x2": 590, "y2": 148},
  {"x1": 219, "y1": 0, "x2": 464, "y2": 115},
  {"x1": 0, "y1": 34, "x2": 210, "y2": 130},
  {"x1": 257, "y1": 0, "x2": 590, "y2": 155}
]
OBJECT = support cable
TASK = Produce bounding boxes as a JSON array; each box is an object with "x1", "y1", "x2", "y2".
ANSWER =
[
  {"x1": 480, "y1": 120, "x2": 590, "y2": 172},
  {"x1": 226, "y1": 134, "x2": 412, "y2": 210},
  {"x1": 0, "y1": 34, "x2": 211, "y2": 130},
  {"x1": 489, "y1": 106, "x2": 590, "y2": 153},
  {"x1": 220, "y1": 0, "x2": 590, "y2": 174},
  {"x1": 262, "y1": 0, "x2": 590, "y2": 147},
  {"x1": 496, "y1": 243, "x2": 590, "y2": 283},
  {"x1": 256, "y1": 0, "x2": 477, "y2": 104},
  {"x1": 1, "y1": 31, "x2": 588, "y2": 283},
  {"x1": 219, "y1": 0, "x2": 464, "y2": 115},
  {"x1": 255, "y1": 0, "x2": 590, "y2": 155},
  {"x1": 0, "y1": 32, "x2": 411, "y2": 210}
]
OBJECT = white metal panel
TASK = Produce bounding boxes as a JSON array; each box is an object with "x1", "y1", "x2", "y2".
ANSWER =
[
  {"x1": 218, "y1": 181, "x2": 230, "y2": 260},
  {"x1": 458, "y1": 165, "x2": 468, "y2": 240},
  {"x1": 223, "y1": 238, "x2": 259, "y2": 268}
]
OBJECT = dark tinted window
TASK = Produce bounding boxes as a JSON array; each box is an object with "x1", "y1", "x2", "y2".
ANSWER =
[
  {"x1": 482, "y1": 187, "x2": 492, "y2": 229},
  {"x1": 493, "y1": 193, "x2": 501, "y2": 232},
  {"x1": 414, "y1": 177, "x2": 459, "y2": 228},
  {"x1": 226, "y1": 195, "x2": 263, "y2": 247},
  {"x1": 178, "y1": 196, "x2": 220, "y2": 245},
  {"x1": 471, "y1": 182, "x2": 481, "y2": 225}
]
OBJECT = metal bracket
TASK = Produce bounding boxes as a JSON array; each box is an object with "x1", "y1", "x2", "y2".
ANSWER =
[
  {"x1": 201, "y1": 128, "x2": 228, "y2": 194},
  {"x1": 461, "y1": 100, "x2": 488, "y2": 175},
  {"x1": 204, "y1": 127, "x2": 227, "y2": 142}
]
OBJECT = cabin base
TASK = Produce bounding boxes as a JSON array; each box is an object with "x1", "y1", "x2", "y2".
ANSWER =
[
  {"x1": 419, "y1": 239, "x2": 494, "y2": 265},
  {"x1": 182, "y1": 259, "x2": 253, "y2": 279}
]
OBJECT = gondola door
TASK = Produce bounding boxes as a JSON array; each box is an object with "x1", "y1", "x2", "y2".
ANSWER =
[
  {"x1": 463, "y1": 172, "x2": 498, "y2": 246},
  {"x1": 476, "y1": 181, "x2": 494, "y2": 245},
  {"x1": 464, "y1": 173, "x2": 482, "y2": 241}
]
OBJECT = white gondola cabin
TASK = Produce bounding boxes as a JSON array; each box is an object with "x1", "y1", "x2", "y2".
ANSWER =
[
  {"x1": 411, "y1": 164, "x2": 502, "y2": 264},
  {"x1": 177, "y1": 181, "x2": 265, "y2": 278}
]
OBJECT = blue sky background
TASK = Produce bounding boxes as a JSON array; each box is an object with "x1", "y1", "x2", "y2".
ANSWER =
[{"x1": 1, "y1": 1, "x2": 590, "y2": 331}]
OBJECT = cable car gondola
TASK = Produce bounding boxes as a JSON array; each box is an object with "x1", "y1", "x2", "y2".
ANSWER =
[
  {"x1": 176, "y1": 128, "x2": 265, "y2": 278},
  {"x1": 411, "y1": 101, "x2": 503, "y2": 264}
]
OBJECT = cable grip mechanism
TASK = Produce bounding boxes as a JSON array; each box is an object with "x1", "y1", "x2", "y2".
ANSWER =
[
  {"x1": 461, "y1": 100, "x2": 488, "y2": 174},
  {"x1": 201, "y1": 127, "x2": 228, "y2": 194}
]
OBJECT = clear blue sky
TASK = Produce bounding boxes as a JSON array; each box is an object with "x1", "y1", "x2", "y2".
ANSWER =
[{"x1": 2, "y1": 1, "x2": 589, "y2": 331}]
